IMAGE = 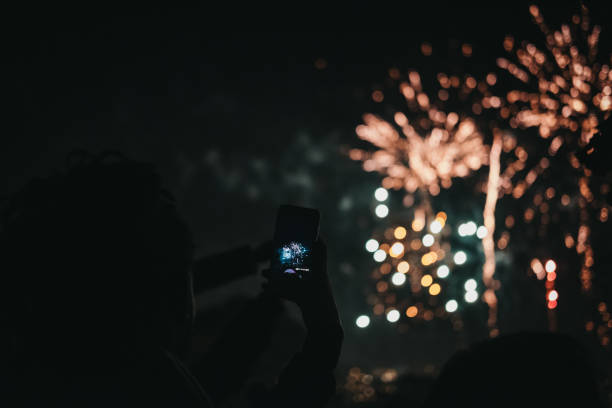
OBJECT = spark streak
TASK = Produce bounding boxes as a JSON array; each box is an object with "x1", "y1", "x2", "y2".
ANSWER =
[{"x1": 482, "y1": 131, "x2": 502, "y2": 332}]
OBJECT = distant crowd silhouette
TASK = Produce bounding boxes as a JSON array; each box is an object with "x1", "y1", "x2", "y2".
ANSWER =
[
  {"x1": 423, "y1": 332, "x2": 605, "y2": 407},
  {"x1": 0, "y1": 151, "x2": 605, "y2": 407}
]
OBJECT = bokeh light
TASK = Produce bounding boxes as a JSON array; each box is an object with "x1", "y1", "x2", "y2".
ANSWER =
[
  {"x1": 373, "y1": 249, "x2": 387, "y2": 262},
  {"x1": 375, "y1": 204, "x2": 389, "y2": 218},
  {"x1": 397, "y1": 261, "x2": 410, "y2": 274},
  {"x1": 465, "y1": 290, "x2": 479, "y2": 303},
  {"x1": 394, "y1": 226, "x2": 407, "y2": 239},
  {"x1": 531, "y1": 258, "x2": 546, "y2": 280},
  {"x1": 374, "y1": 187, "x2": 389, "y2": 201},
  {"x1": 436, "y1": 265, "x2": 450, "y2": 278},
  {"x1": 391, "y1": 272, "x2": 406, "y2": 286},
  {"x1": 458, "y1": 221, "x2": 477, "y2": 236},
  {"x1": 454, "y1": 251, "x2": 467, "y2": 265},
  {"x1": 464, "y1": 278, "x2": 477, "y2": 291},
  {"x1": 430, "y1": 220, "x2": 443, "y2": 234},
  {"x1": 386, "y1": 309, "x2": 400, "y2": 323},
  {"x1": 421, "y1": 251, "x2": 438, "y2": 266},
  {"x1": 406, "y1": 306, "x2": 418, "y2": 318},
  {"x1": 476, "y1": 225, "x2": 488, "y2": 239},
  {"x1": 389, "y1": 242, "x2": 405, "y2": 258},
  {"x1": 445, "y1": 299, "x2": 458, "y2": 312},
  {"x1": 365, "y1": 239, "x2": 379, "y2": 253},
  {"x1": 412, "y1": 218, "x2": 425, "y2": 232},
  {"x1": 422, "y1": 233, "x2": 434, "y2": 247},
  {"x1": 356, "y1": 315, "x2": 370, "y2": 328},
  {"x1": 548, "y1": 290, "x2": 559, "y2": 302}
]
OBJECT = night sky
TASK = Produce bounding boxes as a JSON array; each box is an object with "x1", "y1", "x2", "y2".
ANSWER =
[
  {"x1": 4, "y1": 1, "x2": 612, "y2": 403},
  {"x1": 5, "y1": 1, "x2": 609, "y2": 243}
]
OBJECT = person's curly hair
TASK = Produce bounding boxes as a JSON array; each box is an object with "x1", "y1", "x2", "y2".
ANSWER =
[{"x1": 1, "y1": 151, "x2": 195, "y2": 362}]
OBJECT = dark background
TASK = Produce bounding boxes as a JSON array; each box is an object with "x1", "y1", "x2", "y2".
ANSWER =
[
  {"x1": 5, "y1": 0, "x2": 610, "y2": 247},
  {"x1": 3, "y1": 1, "x2": 612, "y2": 405}
]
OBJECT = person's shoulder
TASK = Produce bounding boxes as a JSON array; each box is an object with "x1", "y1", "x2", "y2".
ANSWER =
[{"x1": 153, "y1": 349, "x2": 214, "y2": 408}]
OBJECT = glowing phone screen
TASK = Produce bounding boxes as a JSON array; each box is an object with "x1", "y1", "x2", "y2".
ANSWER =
[{"x1": 273, "y1": 205, "x2": 319, "y2": 279}]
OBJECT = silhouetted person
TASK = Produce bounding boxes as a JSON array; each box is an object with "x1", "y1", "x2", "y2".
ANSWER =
[
  {"x1": 0, "y1": 152, "x2": 343, "y2": 407},
  {"x1": 423, "y1": 332, "x2": 605, "y2": 408}
]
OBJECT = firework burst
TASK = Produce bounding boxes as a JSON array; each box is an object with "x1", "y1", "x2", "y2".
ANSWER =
[
  {"x1": 497, "y1": 4, "x2": 611, "y2": 148},
  {"x1": 351, "y1": 69, "x2": 509, "y2": 334},
  {"x1": 353, "y1": 5, "x2": 611, "y2": 340},
  {"x1": 494, "y1": 4, "x2": 611, "y2": 345},
  {"x1": 351, "y1": 71, "x2": 489, "y2": 197}
]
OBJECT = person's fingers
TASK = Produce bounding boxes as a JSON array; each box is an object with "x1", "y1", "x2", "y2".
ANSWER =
[
  {"x1": 317, "y1": 237, "x2": 327, "y2": 255},
  {"x1": 254, "y1": 240, "x2": 274, "y2": 262},
  {"x1": 312, "y1": 237, "x2": 328, "y2": 281},
  {"x1": 316, "y1": 236, "x2": 326, "y2": 249}
]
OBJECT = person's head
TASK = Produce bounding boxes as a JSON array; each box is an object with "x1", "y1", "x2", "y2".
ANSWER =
[
  {"x1": 1, "y1": 151, "x2": 195, "y2": 363},
  {"x1": 424, "y1": 331, "x2": 605, "y2": 407}
]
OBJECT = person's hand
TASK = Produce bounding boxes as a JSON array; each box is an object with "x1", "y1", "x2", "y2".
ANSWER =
[
  {"x1": 261, "y1": 237, "x2": 343, "y2": 404},
  {"x1": 192, "y1": 241, "x2": 272, "y2": 293},
  {"x1": 253, "y1": 240, "x2": 274, "y2": 264},
  {"x1": 262, "y1": 239, "x2": 341, "y2": 333}
]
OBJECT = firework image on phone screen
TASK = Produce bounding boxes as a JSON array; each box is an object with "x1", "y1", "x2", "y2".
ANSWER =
[{"x1": 273, "y1": 205, "x2": 320, "y2": 280}]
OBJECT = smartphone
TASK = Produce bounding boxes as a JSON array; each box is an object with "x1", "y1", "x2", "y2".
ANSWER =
[{"x1": 272, "y1": 205, "x2": 320, "y2": 280}]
